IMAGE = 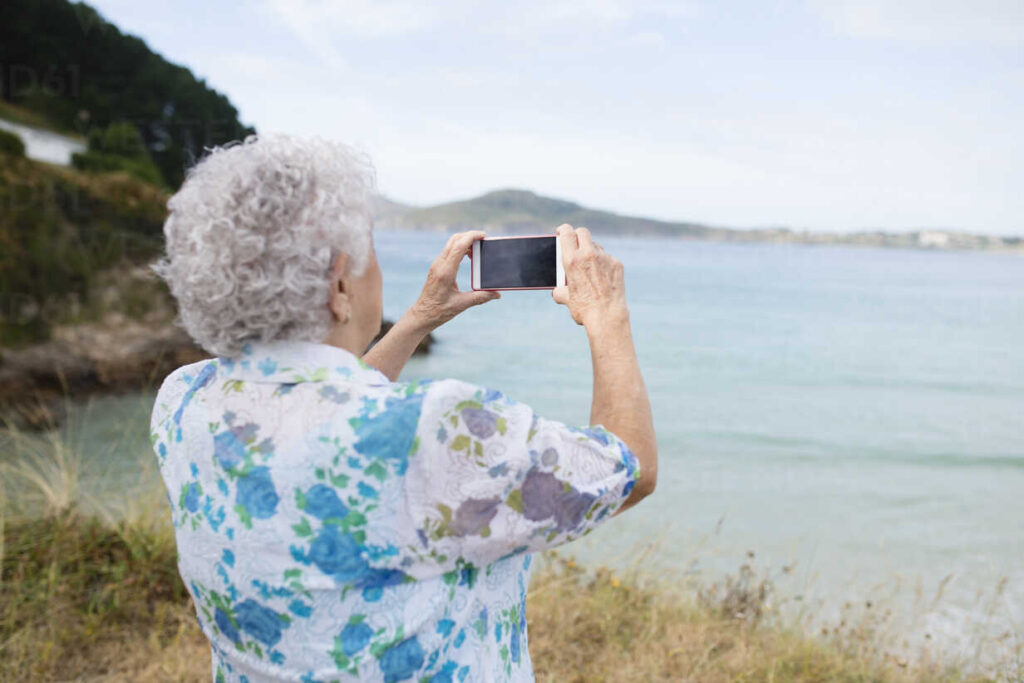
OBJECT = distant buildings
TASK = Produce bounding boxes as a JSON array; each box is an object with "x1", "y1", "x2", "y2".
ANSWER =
[
  {"x1": 917, "y1": 231, "x2": 951, "y2": 248},
  {"x1": 0, "y1": 119, "x2": 84, "y2": 166}
]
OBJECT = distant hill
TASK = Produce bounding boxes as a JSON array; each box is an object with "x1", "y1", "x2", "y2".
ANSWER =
[
  {"x1": 376, "y1": 189, "x2": 715, "y2": 239},
  {"x1": 370, "y1": 194, "x2": 416, "y2": 223},
  {"x1": 374, "y1": 188, "x2": 1023, "y2": 253}
]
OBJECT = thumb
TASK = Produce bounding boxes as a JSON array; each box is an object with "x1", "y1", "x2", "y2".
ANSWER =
[
  {"x1": 464, "y1": 289, "x2": 501, "y2": 307},
  {"x1": 552, "y1": 285, "x2": 569, "y2": 306}
]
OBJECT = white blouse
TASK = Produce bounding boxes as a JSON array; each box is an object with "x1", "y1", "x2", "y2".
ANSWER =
[{"x1": 151, "y1": 340, "x2": 639, "y2": 682}]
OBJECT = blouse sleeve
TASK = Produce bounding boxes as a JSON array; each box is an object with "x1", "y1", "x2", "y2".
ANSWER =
[{"x1": 401, "y1": 377, "x2": 641, "y2": 569}]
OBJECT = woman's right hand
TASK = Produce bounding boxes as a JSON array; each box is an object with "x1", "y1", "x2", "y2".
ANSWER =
[
  {"x1": 408, "y1": 231, "x2": 501, "y2": 333},
  {"x1": 552, "y1": 224, "x2": 629, "y2": 328},
  {"x1": 552, "y1": 224, "x2": 655, "y2": 509}
]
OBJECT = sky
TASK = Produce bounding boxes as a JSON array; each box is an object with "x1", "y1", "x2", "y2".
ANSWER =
[{"x1": 86, "y1": 0, "x2": 1024, "y2": 235}]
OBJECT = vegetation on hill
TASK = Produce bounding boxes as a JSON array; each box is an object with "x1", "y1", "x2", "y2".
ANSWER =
[
  {"x1": 383, "y1": 189, "x2": 714, "y2": 238},
  {"x1": 0, "y1": 0, "x2": 254, "y2": 187},
  {"x1": 369, "y1": 194, "x2": 417, "y2": 223},
  {"x1": 375, "y1": 188, "x2": 1023, "y2": 252},
  {"x1": 0, "y1": 100, "x2": 82, "y2": 136},
  {"x1": 0, "y1": 128, "x2": 27, "y2": 157},
  {"x1": 374, "y1": 191, "x2": 1024, "y2": 252},
  {"x1": 72, "y1": 121, "x2": 164, "y2": 185},
  {"x1": 0, "y1": 147, "x2": 168, "y2": 346}
]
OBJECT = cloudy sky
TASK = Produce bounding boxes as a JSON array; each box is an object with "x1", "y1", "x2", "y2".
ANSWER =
[{"x1": 88, "y1": 0, "x2": 1023, "y2": 234}]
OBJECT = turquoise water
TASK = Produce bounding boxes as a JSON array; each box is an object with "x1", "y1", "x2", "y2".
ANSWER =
[
  {"x1": 378, "y1": 230, "x2": 1024, "y2": 657},
  {"x1": 15, "y1": 230, "x2": 1022, "y2": 663}
]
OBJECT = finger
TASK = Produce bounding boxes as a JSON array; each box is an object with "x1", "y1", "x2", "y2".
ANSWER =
[
  {"x1": 461, "y1": 289, "x2": 501, "y2": 308},
  {"x1": 556, "y1": 224, "x2": 577, "y2": 266},
  {"x1": 445, "y1": 232, "x2": 484, "y2": 270},
  {"x1": 552, "y1": 285, "x2": 569, "y2": 306},
  {"x1": 442, "y1": 231, "x2": 486, "y2": 272},
  {"x1": 576, "y1": 227, "x2": 594, "y2": 252},
  {"x1": 440, "y1": 232, "x2": 461, "y2": 258}
]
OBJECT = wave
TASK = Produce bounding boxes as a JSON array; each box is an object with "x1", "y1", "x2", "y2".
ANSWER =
[{"x1": 691, "y1": 431, "x2": 1024, "y2": 468}]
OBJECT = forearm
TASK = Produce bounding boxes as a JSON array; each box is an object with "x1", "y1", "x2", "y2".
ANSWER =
[
  {"x1": 362, "y1": 311, "x2": 432, "y2": 382},
  {"x1": 586, "y1": 311, "x2": 657, "y2": 508}
]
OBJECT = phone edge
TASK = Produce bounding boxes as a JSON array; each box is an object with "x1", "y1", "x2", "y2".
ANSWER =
[
  {"x1": 470, "y1": 240, "x2": 482, "y2": 290},
  {"x1": 471, "y1": 232, "x2": 562, "y2": 291}
]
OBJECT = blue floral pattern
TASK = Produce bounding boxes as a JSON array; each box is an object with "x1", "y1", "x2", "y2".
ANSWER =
[{"x1": 151, "y1": 340, "x2": 639, "y2": 681}]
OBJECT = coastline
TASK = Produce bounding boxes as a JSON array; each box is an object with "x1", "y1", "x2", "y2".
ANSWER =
[
  {"x1": 371, "y1": 189, "x2": 1024, "y2": 255},
  {"x1": 0, "y1": 317, "x2": 432, "y2": 430}
]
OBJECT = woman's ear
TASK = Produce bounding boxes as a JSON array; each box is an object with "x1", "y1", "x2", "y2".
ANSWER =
[{"x1": 328, "y1": 252, "x2": 351, "y2": 322}]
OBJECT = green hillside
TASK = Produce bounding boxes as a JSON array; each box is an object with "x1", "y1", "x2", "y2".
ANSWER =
[
  {"x1": 381, "y1": 189, "x2": 715, "y2": 238},
  {"x1": 0, "y1": 142, "x2": 168, "y2": 346},
  {"x1": 0, "y1": 0, "x2": 254, "y2": 187},
  {"x1": 370, "y1": 194, "x2": 416, "y2": 222},
  {"x1": 375, "y1": 189, "x2": 1023, "y2": 251}
]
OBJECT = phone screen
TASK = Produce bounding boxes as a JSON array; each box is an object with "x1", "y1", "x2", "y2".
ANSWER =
[{"x1": 480, "y1": 236, "x2": 556, "y2": 288}]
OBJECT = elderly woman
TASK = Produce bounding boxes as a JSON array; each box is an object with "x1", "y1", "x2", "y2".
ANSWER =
[{"x1": 151, "y1": 135, "x2": 657, "y2": 682}]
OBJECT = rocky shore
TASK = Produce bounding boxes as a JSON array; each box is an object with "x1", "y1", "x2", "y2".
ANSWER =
[{"x1": 0, "y1": 317, "x2": 432, "y2": 430}]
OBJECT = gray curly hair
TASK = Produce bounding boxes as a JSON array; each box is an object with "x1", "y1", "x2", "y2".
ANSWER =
[{"x1": 154, "y1": 134, "x2": 375, "y2": 357}]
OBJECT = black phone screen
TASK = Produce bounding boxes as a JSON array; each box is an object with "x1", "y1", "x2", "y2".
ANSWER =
[{"x1": 480, "y1": 236, "x2": 556, "y2": 288}]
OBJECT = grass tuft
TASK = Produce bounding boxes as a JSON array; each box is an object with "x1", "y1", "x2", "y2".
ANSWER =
[
  {"x1": 528, "y1": 554, "x2": 1000, "y2": 683},
  {"x1": 0, "y1": 437, "x2": 1018, "y2": 681},
  {"x1": 0, "y1": 509, "x2": 200, "y2": 680},
  {"x1": 0, "y1": 509, "x2": 1014, "y2": 682}
]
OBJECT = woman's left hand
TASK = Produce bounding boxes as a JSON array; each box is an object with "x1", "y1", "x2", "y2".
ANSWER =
[{"x1": 408, "y1": 231, "x2": 500, "y2": 332}]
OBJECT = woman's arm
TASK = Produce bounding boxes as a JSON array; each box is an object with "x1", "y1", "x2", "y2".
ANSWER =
[
  {"x1": 362, "y1": 310, "x2": 433, "y2": 382},
  {"x1": 362, "y1": 231, "x2": 499, "y2": 381},
  {"x1": 552, "y1": 224, "x2": 657, "y2": 512},
  {"x1": 585, "y1": 309, "x2": 656, "y2": 512}
]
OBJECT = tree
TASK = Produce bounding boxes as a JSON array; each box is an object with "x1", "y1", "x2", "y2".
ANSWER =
[
  {"x1": 0, "y1": 0, "x2": 255, "y2": 187},
  {"x1": 72, "y1": 122, "x2": 165, "y2": 185}
]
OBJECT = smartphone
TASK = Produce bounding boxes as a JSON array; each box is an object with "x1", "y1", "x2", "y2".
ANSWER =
[{"x1": 470, "y1": 234, "x2": 566, "y2": 291}]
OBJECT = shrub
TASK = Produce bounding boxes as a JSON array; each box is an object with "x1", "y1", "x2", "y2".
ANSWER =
[
  {"x1": 72, "y1": 123, "x2": 165, "y2": 186},
  {"x1": 0, "y1": 128, "x2": 26, "y2": 157},
  {"x1": 0, "y1": 152, "x2": 167, "y2": 346}
]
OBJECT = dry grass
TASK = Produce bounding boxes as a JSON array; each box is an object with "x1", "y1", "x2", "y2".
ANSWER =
[
  {"x1": 528, "y1": 554, "x2": 1007, "y2": 683},
  {"x1": 0, "y1": 508, "x2": 1013, "y2": 682},
  {"x1": 0, "y1": 510, "x2": 206, "y2": 681},
  {"x1": 0, "y1": 434, "x2": 1018, "y2": 682}
]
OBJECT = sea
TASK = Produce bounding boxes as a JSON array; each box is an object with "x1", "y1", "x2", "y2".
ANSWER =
[{"x1": 27, "y1": 230, "x2": 1024, "y2": 667}]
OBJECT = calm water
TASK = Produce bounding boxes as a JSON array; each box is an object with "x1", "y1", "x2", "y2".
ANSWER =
[
  {"x1": 381, "y1": 231, "x2": 1024, "y2": 657},
  {"x1": 23, "y1": 230, "x2": 1024, "y2": 661}
]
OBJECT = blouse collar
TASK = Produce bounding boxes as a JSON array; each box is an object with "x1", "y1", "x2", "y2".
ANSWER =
[{"x1": 215, "y1": 340, "x2": 390, "y2": 386}]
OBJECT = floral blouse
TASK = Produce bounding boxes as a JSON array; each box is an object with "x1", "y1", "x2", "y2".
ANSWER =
[{"x1": 151, "y1": 340, "x2": 639, "y2": 682}]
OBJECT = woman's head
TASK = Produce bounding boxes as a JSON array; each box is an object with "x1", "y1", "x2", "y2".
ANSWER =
[{"x1": 156, "y1": 134, "x2": 380, "y2": 357}]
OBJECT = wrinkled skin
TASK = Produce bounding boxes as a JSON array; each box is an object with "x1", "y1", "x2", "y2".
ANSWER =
[
  {"x1": 551, "y1": 224, "x2": 628, "y2": 328},
  {"x1": 409, "y1": 230, "x2": 500, "y2": 331}
]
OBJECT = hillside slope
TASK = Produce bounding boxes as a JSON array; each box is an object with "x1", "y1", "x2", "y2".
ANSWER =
[
  {"x1": 0, "y1": 147, "x2": 168, "y2": 345},
  {"x1": 0, "y1": 0, "x2": 254, "y2": 187},
  {"x1": 374, "y1": 188, "x2": 1023, "y2": 251},
  {"x1": 377, "y1": 189, "x2": 715, "y2": 238}
]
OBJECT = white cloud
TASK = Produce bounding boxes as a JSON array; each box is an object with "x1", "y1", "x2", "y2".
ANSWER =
[
  {"x1": 263, "y1": 0, "x2": 701, "y2": 63},
  {"x1": 85, "y1": 0, "x2": 1024, "y2": 234},
  {"x1": 526, "y1": 0, "x2": 693, "y2": 27},
  {"x1": 809, "y1": 0, "x2": 1024, "y2": 45},
  {"x1": 262, "y1": 0, "x2": 438, "y2": 66},
  {"x1": 344, "y1": 96, "x2": 1023, "y2": 234},
  {"x1": 214, "y1": 53, "x2": 295, "y2": 83},
  {"x1": 627, "y1": 30, "x2": 669, "y2": 49}
]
